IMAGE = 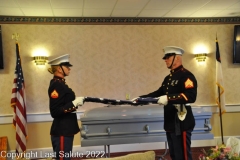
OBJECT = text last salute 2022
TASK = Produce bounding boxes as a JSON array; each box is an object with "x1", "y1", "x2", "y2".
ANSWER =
[{"x1": 0, "y1": 150, "x2": 106, "y2": 159}]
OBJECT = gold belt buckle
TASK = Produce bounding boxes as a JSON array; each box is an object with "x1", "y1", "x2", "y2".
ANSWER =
[{"x1": 180, "y1": 111, "x2": 186, "y2": 116}]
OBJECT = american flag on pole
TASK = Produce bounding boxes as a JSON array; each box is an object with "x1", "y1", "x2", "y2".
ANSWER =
[
  {"x1": 216, "y1": 37, "x2": 226, "y2": 114},
  {"x1": 10, "y1": 42, "x2": 28, "y2": 153}
]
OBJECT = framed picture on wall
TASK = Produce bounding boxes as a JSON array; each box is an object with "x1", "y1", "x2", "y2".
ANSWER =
[
  {"x1": 0, "y1": 25, "x2": 3, "y2": 69},
  {"x1": 233, "y1": 25, "x2": 240, "y2": 64}
]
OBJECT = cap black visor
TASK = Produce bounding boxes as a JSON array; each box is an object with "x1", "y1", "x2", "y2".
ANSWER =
[
  {"x1": 60, "y1": 62, "x2": 73, "y2": 67},
  {"x1": 162, "y1": 53, "x2": 176, "y2": 59}
]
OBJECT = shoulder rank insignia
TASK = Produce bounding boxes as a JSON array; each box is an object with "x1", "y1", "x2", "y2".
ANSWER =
[
  {"x1": 51, "y1": 90, "x2": 59, "y2": 98},
  {"x1": 185, "y1": 78, "x2": 194, "y2": 88}
]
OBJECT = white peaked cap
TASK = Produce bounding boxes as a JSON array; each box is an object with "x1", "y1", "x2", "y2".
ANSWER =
[
  {"x1": 48, "y1": 54, "x2": 72, "y2": 66},
  {"x1": 163, "y1": 46, "x2": 184, "y2": 55},
  {"x1": 162, "y1": 46, "x2": 184, "y2": 59}
]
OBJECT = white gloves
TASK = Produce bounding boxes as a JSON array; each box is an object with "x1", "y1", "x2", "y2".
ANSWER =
[
  {"x1": 72, "y1": 97, "x2": 85, "y2": 107},
  {"x1": 131, "y1": 97, "x2": 139, "y2": 103},
  {"x1": 157, "y1": 95, "x2": 168, "y2": 105}
]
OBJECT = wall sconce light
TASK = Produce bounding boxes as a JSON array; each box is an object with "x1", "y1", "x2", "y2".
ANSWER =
[
  {"x1": 195, "y1": 53, "x2": 207, "y2": 62},
  {"x1": 33, "y1": 56, "x2": 48, "y2": 65}
]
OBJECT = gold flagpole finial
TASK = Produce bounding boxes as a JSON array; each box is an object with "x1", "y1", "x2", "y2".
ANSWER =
[{"x1": 12, "y1": 33, "x2": 19, "y2": 42}]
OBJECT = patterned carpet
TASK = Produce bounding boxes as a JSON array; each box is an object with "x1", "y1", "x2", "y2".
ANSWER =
[
  {"x1": 154, "y1": 147, "x2": 212, "y2": 160},
  {"x1": 70, "y1": 146, "x2": 212, "y2": 160}
]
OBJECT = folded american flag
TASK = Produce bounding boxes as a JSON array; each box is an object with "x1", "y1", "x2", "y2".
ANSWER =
[
  {"x1": 136, "y1": 97, "x2": 158, "y2": 104},
  {"x1": 84, "y1": 97, "x2": 133, "y2": 105},
  {"x1": 84, "y1": 97, "x2": 158, "y2": 105}
]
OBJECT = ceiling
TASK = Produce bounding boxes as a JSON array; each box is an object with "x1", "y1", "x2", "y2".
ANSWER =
[{"x1": 0, "y1": 0, "x2": 240, "y2": 18}]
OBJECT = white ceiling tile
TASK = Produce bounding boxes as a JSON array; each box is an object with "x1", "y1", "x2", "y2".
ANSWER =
[
  {"x1": 0, "y1": 0, "x2": 239, "y2": 18},
  {"x1": 227, "y1": 1, "x2": 240, "y2": 9},
  {"x1": 138, "y1": 10, "x2": 169, "y2": 17},
  {"x1": 16, "y1": 0, "x2": 51, "y2": 8},
  {"x1": 214, "y1": 9, "x2": 240, "y2": 17},
  {"x1": 164, "y1": 10, "x2": 196, "y2": 17},
  {"x1": 189, "y1": 10, "x2": 222, "y2": 17},
  {"x1": 174, "y1": 0, "x2": 211, "y2": 10},
  {"x1": 84, "y1": 0, "x2": 117, "y2": 9},
  {"x1": 115, "y1": 0, "x2": 149, "y2": 9},
  {"x1": 201, "y1": 0, "x2": 240, "y2": 9},
  {"x1": 21, "y1": 8, "x2": 53, "y2": 16},
  {"x1": 145, "y1": 0, "x2": 181, "y2": 9},
  {"x1": 111, "y1": 9, "x2": 141, "y2": 17},
  {"x1": 83, "y1": 9, "x2": 112, "y2": 17},
  {"x1": 53, "y1": 9, "x2": 82, "y2": 17},
  {"x1": 51, "y1": 0, "x2": 83, "y2": 8},
  {"x1": 0, "y1": 0, "x2": 18, "y2": 7},
  {"x1": 0, "y1": 7, "x2": 24, "y2": 16}
]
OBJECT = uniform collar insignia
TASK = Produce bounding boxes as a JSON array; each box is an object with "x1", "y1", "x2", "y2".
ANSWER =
[
  {"x1": 170, "y1": 65, "x2": 183, "y2": 73},
  {"x1": 53, "y1": 76, "x2": 65, "y2": 82}
]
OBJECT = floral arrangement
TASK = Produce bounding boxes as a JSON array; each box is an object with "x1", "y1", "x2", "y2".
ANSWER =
[{"x1": 199, "y1": 144, "x2": 240, "y2": 160}]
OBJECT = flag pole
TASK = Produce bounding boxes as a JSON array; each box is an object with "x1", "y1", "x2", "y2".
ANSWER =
[
  {"x1": 218, "y1": 86, "x2": 224, "y2": 144},
  {"x1": 11, "y1": 37, "x2": 28, "y2": 157},
  {"x1": 216, "y1": 34, "x2": 225, "y2": 145}
]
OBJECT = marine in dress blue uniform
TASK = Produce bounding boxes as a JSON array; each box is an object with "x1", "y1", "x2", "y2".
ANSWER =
[
  {"x1": 133, "y1": 46, "x2": 197, "y2": 160},
  {"x1": 48, "y1": 54, "x2": 85, "y2": 160}
]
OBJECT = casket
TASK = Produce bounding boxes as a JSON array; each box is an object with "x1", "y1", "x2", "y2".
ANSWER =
[{"x1": 79, "y1": 104, "x2": 213, "y2": 148}]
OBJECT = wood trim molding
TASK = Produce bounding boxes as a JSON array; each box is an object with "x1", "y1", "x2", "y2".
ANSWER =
[
  {"x1": 0, "y1": 111, "x2": 84, "y2": 124},
  {"x1": 0, "y1": 16, "x2": 240, "y2": 25},
  {"x1": 0, "y1": 105, "x2": 240, "y2": 124}
]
